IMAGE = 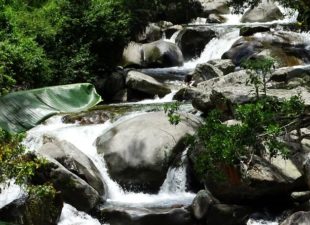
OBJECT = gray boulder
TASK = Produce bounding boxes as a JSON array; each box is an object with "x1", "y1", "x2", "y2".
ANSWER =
[
  {"x1": 123, "y1": 40, "x2": 184, "y2": 68},
  {"x1": 240, "y1": 26, "x2": 270, "y2": 37},
  {"x1": 96, "y1": 111, "x2": 200, "y2": 192},
  {"x1": 207, "y1": 59, "x2": 235, "y2": 75},
  {"x1": 192, "y1": 63, "x2": 224, "y2": 85},
  {"x1": 142, "y1": 40, "x2": 184, "y2": 67},
  {"x1": 39, "y1": 140, "x2": 105, "y2": 196},
  {"x1": 281, "y1": 211, "x2": 310, "y2": 225},
  {"x1": 191, "y1": 189, "x2": 218, "y2": 220},
  {"x1": 176, "y1": 28, "x2": 216, "y2": 60},
  {"x1": 126, "y1": 71, "x2": 171, "y2": 97},
  {"x1": 138, "y1": 23, "x2": 162, "y2": 43},
  {"x1": 198, "y1": 0, "x2": 230, "y2": 15},
  {"x1": 101, "y1": 207, "x2": 194, "y2": 225},
  {"x1": 241, "y1": 0, "x2": 284, "y2": 23}
]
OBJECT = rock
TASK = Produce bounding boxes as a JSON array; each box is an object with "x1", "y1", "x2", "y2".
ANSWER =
[
  {"x1": 176, "y1": 28, "x2": 216, "y2": 60},
  {"x1": 198, "y1": 0, "x2": 230, "y2": 15},
  {"x1": 281, "y1": 211, "x2": 310, "y2": 225},
  {"x1": 100, "y1": 207, "x2": 194, "y2": 225},
  {"x1": 123, "y1": 40, "x2": 184, "y2": 68},
  {"x1": 62, "y1": 110, "x2": 110, "y2": 125},
  {"x1": 241, "y1": 0, "x2": 284, "y2": 23},
  {"x1": 222, "y1": 38, "x2": 263, "y2": 65},
  {"x1": 192, "y1": 63, "x2": 224, "y2": 85},
  {"x1": 291, "y1": 191, "x2": 310, "y2": 203},
  {"x1": 206, "y1": 204, "x2": 251, "y2": 225},
  {"x1": 222, "y1": 32, "x2": 310, "y2": 67},
  {"x1": 191, "y1": 189, "x2": 218, "y2": 220},
  {"x1": 240, "y1": 26, "x2": 271, "y2": 36},
  {"x1": 142, "y1": 40, "x2": 184, "y2": 68},
  {"x1": 173, "y1": 87, "x2": 205, "y2": 102},
  {"x1": 126, "y1": 70, "x2": 171, "y2": 97},
  {"x1": 35, "y1": 155, "x2": 102, "y2": 212},
  {"x1": 96, "y1": 111, "x2": 200, "y2": 192},
  {"x1": 164, "y1": 25, "x2": 183, "y2": 39},
  {"x1": 207, "y1": 14, "x2": 226, "y2": 23},
  {"x1": 0, "y1": 193, "x2": 63, "y2": 225},
  {"x1": 39, "y1": 140, "x2": 106, "y2": 196},
  {"x1": 122, "y1": 42, "x2": 143, "y2": 68},
  {"x1": 102, "y1": 71, "x2": 126, "y2": 101},
  {"x1": 138, "y1": 23, "x2": 162, "y2": 43},
  {"x1": 208, "y1": 59, "x2": 235, "y2": 75}
]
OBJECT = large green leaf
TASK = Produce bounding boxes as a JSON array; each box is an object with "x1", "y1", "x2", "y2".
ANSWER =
[{"x1": 0, "y1": 83, "x2": 102, "y2": 133}]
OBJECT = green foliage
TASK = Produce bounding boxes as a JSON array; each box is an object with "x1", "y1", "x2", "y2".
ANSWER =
[
  {"x1": 164, "y1": 101, "x2": 181, "y2": 125},
  {"x1": 0, "y1": 128, "x2": 56, "y2": 199},
  {"x1": 241, "y1": 57, "x2": 275, "y2": 98},
  {"x1": 191, "y1": 95, "x2": 305, "y2": 180}
]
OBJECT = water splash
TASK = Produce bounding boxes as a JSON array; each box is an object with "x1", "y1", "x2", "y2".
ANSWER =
[
  {"x1": 0, "y1": 182, "x2": 24, "y2": 209},
  {"x1": 58, "y1": 204, "x2": 105, "y2": 225}
]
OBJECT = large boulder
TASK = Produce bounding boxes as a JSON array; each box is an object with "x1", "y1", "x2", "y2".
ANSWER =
[
  {"x1": 192, "y1": 63, "x2": 224, "y2": 85},
  {"x1": 100, "y1": 207, "x2": 194, "y2": 225},
  {"x1": 207, "y1": 59, "x2": 235, "y2": 75},
  {"x1": 240, "y1": 26, "x2": 270, "y2": 37},
  {"x1": 241, "y1": 0, "x2": 284, "y2": 23},
  {"x1": 281, "y1": 211, "x2": 310, "y2": 225},
  {"x1": 96, "y1": 111, "x2": 200, "y2": 192},
  {"x1": 222, "y1": 32, "x2": 310, "y2": 66},
  {"x1": 198, "y1": 0, "x2": 230, "y2": 15},
  {"x1": 35, "y1": 154, "x2": 102, "y2": 212},
  {"x1": 38, "y1": 140, "x2": 106, "y2": 196},
  {"x1": 138, "y1": 23, "x2": 162, "y2": 43},
  {"x1": 123, "y1": 40, "x2": 184, "y2": 68},
  {"x1": 176, "y1": 28, "x2": 216, "y2": 60},
  {"x1": 142, "y1": 40, "x2": 184, "y2": 68},
  {"x1": 0, "y1": 193, "x2": 63, "y2": 225},
  {"x1": 126, "y1": 71, "x2": 171, "y2": 97},
  {"x1": 101, "y1": 71, "x2": 126, "y2": 101},
  {"x1": 191, "y1": 189, "x2": 218, "y2": 220}
]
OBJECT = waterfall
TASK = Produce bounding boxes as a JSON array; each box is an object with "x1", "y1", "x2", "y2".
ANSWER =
[{"x1": 183, "y1": 28, "x2": 241, "y2": 69}]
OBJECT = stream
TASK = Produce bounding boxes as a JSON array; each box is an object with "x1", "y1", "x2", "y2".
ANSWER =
[{"x1": 1, "y1": 4, "x2": 309, "y2": 225}]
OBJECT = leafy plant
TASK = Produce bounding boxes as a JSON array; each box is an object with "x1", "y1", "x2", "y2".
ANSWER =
[
  {"x1": 191, "y1": 95, "x2": 305, "y2": 180},
  {"x1": 164, "y1": 101, "x2": 181, "y2": 125},
  {"x1": 241, "y1": 57, "x2": 275, "y2": 99}
]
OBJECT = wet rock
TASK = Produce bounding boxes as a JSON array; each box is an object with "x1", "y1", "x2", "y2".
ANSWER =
[
  {"x1": 101, "y1": 71, "x2": 126, "y2": 101},
  {"x1": 62, "y1": 110, "x2": 111, "y2": 125},
  {"x1": 35, "y1": 154, "x2": 102, "y2": 212},
  {"x1": 142, "y1": 40, "x2": 184, "y2": 68},
  {"x1": 96, "y1": 111, "x2": 200, "y2": 193},
  {"x1": 240, "y1": 26, "x2": 271, "y2": 36},
  {"x1": 138, "y1": 23, "x2": 162, "y2": 43},
  {"x1": 173, "y1": 87, "x2": 205, "y2": 102},
  {"x1": 176, "y1": 28, "x2": 216, "y2": 60},
  {"x1": 191, "y1": 189, "x2": 218, "y2": 220},
  {"x1": 207, "y1": 14, "x2": 226, "y2": 23},
  {"x1": 192, "y1": 63, "x2": 224, "y2": 85},
  {"x1": 291, "y1": 191, "x2": 310, "y2": 203},
  {"x1": 208, "y1": 59, "x2": 235, "y2": 75},
  {"x1": 206, "y1": 204, "x2": 251, "y2": 225},
  {"x1": 198, "y1": 0, "x2": 230, "y2": 15},
  {"x1": 123, "y1": 40, "x2": 184, "y2": 68},
  {"x1": 0, "y1": 193, "x2": 63, "y2": 225},
  {"x1": 39, "y1": 140, "x2": 106, "y2": 196},
  {"x1": 280, "y1": 211, "x2": 310, "y2": 225},
  {"x1": 164, "y1": 25, "x2": 182, "y2": 39},
  {"x1": 126, "y1": 70, "x2": 171, "y2": 97},
  {"x1": 241, "y1": 0, "x2": 284, "y2": 23},
  {"x1": 100, "y1": 207, "x2": 194, "y2": 225}
]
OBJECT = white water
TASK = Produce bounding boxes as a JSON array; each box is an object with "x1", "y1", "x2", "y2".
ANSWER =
[
  {"x1": 247, "y1": 218, "x2": 278, "y2": 225},
  {"x1": 58, "y1": 204, "x2": 104, "y2": 225},
  {"x1": 183, "y1": 28, "x2": 241, "y2": 69},
  {"x1": 0, "y1": 182, "x2": 24, "y2": 209}
]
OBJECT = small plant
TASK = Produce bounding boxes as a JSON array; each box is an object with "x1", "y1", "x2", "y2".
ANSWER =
[
  {"x1": 164, "y1": 101, "x2": 181, "y2": 125},
  {"x1": 242, "y1": 57, "x2": 275, "y2": 99}
]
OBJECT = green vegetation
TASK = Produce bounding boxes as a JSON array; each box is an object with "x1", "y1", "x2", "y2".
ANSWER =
[
  {"x1": 242, "y1": 57, "x2": 275, "y2": 98},
  {"x1": 192, "y1": 95, "x2": 305, "y2": 179},
  {"x1": 0, "y1": 128, "x2": 55, "y2": 198}
]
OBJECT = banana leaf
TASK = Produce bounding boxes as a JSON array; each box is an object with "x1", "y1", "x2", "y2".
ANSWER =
[{"x1": 0, "y1": 83, "x2": 102, "y2": 133}]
